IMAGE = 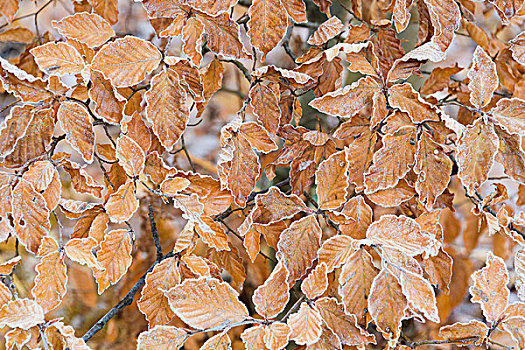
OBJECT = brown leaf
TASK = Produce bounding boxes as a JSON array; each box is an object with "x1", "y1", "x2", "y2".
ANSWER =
[
  {"x1": 137, "y1": 325, "x2": 188, "y2": 350},
  {"x1": 438, "y1": 320, "x2": 489, "y2": 346},
  {"x1": 164, "y1": 277, "x2": 249, "y2": 329},
  {"x1": 94, "y1": 229, "x2": 133, "y2": 294},
  {"x1": 12, "y1": 179, "x2": 50, "y2": 253},
  {"x1": 338, "y1": 249, "x2": 379, "y2": 322},
  {"x1": 456, "y1": 118, "x2": 498, "y2": 195},
  {"x1": 59, "y1": 159, "x2": 105, "y2": 198},
  {"x1": 364, "y1": 127, "x2": 417, "y2": 193},
  {"x1": 0, "y1": 58, "x2": 52, "y2": 103},
  {"x1": 249, "y1": 82, "x2": 281, "y2": 134},
  {"x1": 307, "y1": 17, "x2": 344, "y2": 46},
  {"x1": 0, "y1": 27, "x2": 34, "y2": 44},
  {"x1": 0, "y1": 299, "x2": 44, "y2": 330},
  {"x1": 420, "y1": 64, "x2": 462, "y2": 96},
  {"x1": 467, "y1": 46, "x2": 498, "y2": 109},
  {"x1": 22, "y1": 160, "x2": 61, "y2": 211},
  {"x1": 253, "y1": 262, "x2": 290, "y2": 318},
  {"x1": 145, "y1": 69, "x2": 189, "y2": 151},
  {"x1": 309, "y1": 76, "x2": 381, "y2": 118},
  {"x1": 470, "y1": 252, "x2": 509, "y2": 323},
  {"x1": 288, "y1": 302, "x2": 323, "y2": 345},
  {"x1": 277, "y1": 215, "x2": 322, "y2": 283},
  {"x1": 52, "y1": 12, "x2": 114, "y2": 48},
  {"x1": 283, "y1": 0, "x2": 307, "y2": 22},
  {"x1": 494, "y1": 125, "x2": 525, "y2": 184},
  {"x1": 0, "y1": 105, "x2": 33, "y2": 157},
  {"x1": 414, "y1": 131, "x2": 453, "y2": 210},
  {"x1": 138, "y1": 257, "x2": 180, "y2": 327},
  {"x1": 89, "y1": 70, "x2": 125, "y2": 124},
  {"x1": 315, "y1": 297, "x2": 375, "y2": 345},
  {"x1": 105, "y1": 180, "x2": 139, "y2": 223},
  {"x1": 364, "y1": 215, "x2": 438, "y2": 257},
  {"x1": 368, "y1": 269, "x2": 407, "y2": 341},
  {"x1": 197, "y1": 12, "x2": 250, "y2": 60},
  {"x1": 248, "y1": 0, "x2": 288, "y2": 61},
  {"x1": 388, "y1": 83, "x2": 441, "y2": 123},
  {"x1": 88, "y1": 0, "x2": 119, "y2": 24},
  {"x1": 30, "y1": 42, "x2": 85, "y2": 76},
  {"x1": 489, "y1": 98, "x2": 525, "y2": 136},
  {"x1": 315, "y1": 150, "x2": 349, "y2": 210},
  {"x1": 421, "y1": 248, "x2": 453, "y2": 294},
  {"x1": 92, "y1": 36, "x2": 162, "y2": 87},
  {"x1": 4, "y1": 107, "x2": 55, "y2": 168},
  {"x1": 31, "y1": 250, "x2": 67, "y2": 313},
  {"x1": 58, "y1": 101, "x2": 95, "y2": 163}
]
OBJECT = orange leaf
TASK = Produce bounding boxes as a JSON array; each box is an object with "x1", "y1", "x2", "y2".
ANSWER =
[
  {"x1": 52, "y1": 12, "x2": 114, "y2": 48},
  {"x1": 58, "y1": 101, "x2": 95, "y2": 163},
  {"x1": 116, "y1": 134, "x2": 146, "y2": 177},
  {"x1": 12, "y1": 179, "x2": 50, "y2": 254},
  {"x1": 368, "y1": 269, "x2": 407, "y2": 341},
  {"x1": 164, "y1": 277, "x2": 249, "y2": 330},
  {"x1": 456, "y1": 118, "x2": 498, "y2": 196},
  {"x1": 138, "y1": 257, "x2": 181, "y2": 327},
  {"x1": 145, "y1": 69, "x2": 189, "y2": 151},
  {"x1": 64, "y1": 238, "x2": 101, "y2": 269},
  {"x1": 309, "y1": 76, "x2": 381, "y2": 118},
  {"x1": 287, "y1": 302, "x2": 323, "y2": 345},
  {"x1": 315, "y1": 150, "x2": 349, "y2": 210},
  {"x1": 365, "y1": 215, "x2": 438, "y2": 257},
  {"x1": 388, "y1": 83, "x2": 441, "y2": 123},
  {"x1": 248, "y1": 0, "x2": 288, "y2": 61},
  {"x1": 277, "y1": 215, "x2": 322, "y2": 283},
  {"x1": 438, "y1": 320, "x2": 488, "y2": 346},
  {"x1": 467, "y1": 46, "x2": 498, "y2": 109},
  {"x1": 252, "y1": 262, "x2": 290, "y2": 319},
  {"x1": 92, "y1": 36, "x2": 162, "y2": 87},
  {"x1": 364, "y1": 127, "x2": 417, "y2": 193},
  {"x1": 105, "y1": 180, "x2": 139, "y2": 223},
  {"x1": 0, "y1": 299, "x2": 44, "y2": 330},
  {"x1": 94, "y1": 229, "x2": 133, "y2": 294},
  {"x1": 469, "y1": 252, "x2": 509, "y2": 323},
  {"x1": 307, "y1": 17, "x2": 344, "y2": 46},
  {"x1": 315, "y1": 297, "x2": 375, "y2": 346},
  {"x1": 137, "y1": 325, "x2": 188, "y2": 350},
  {"x1": 31, "y1": 250, "x2": 67, "y2": 313},
  {"x1": 338, "y1": 248, "x2": 379, "y2": 322},
  {"x1": 263, "y1": 322, "x2": 291, "y2": 350},
  {"x1": 301, "y1": 262, "x2": 328, "y2": 299},
  {"x1": 30, "y1": 42, "x2": 85, "y2": 76}
]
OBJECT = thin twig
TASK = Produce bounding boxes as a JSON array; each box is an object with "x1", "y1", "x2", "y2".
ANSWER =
[
  {"x1": 148, "y1": 201, "x2": 163, "y2": 262},
  {"x1": 180, "y1": 135, "x2": 196, "y2": 172},
  {"x1": 82, "y1": 251, "x2": 176, "y2": 342}
]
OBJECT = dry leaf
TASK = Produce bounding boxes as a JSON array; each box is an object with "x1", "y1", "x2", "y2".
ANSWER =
[{"x1": 164, "y1": 277, "x2": 249, "y2": 330}]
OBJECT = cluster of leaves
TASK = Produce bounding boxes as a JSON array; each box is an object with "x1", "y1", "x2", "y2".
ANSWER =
[{"x1": 0, "y1": 0, "x2": 524, "y2": 349}]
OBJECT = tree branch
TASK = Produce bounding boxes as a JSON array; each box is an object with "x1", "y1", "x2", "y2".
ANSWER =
[
  {"x1": 82, "y1": 251, "x2": 176, "y2": 342},
  {"x1": 148, "y1": 201, "x2": 163, "y2": 262}
]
